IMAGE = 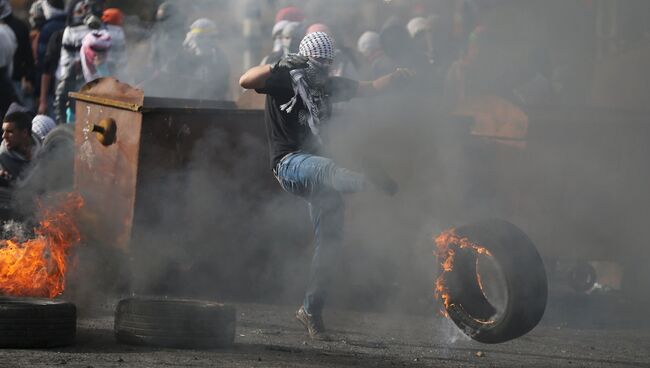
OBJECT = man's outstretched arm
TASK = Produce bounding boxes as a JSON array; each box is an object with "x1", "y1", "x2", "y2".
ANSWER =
[{"x1": 356, "y1": 68, "x2": 416, "y2": 97}]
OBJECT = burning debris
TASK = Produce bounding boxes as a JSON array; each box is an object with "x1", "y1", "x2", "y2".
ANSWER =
[
  {"x1": 434, "y1": 227, "x2": 493, "y2": 317},
  {"x1": 0, "y1": 193, "x2": 84, "y2": 299},
  {"x1": 432, "y1": 220, "x2": 547, "y2": 344}
]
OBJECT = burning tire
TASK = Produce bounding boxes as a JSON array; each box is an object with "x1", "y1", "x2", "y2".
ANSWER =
[
  {"x1": 435, "y1": 219, "x2": 547, "y2": 343},
  {"x1": 114, "y1": 297, "x2": 236, "y2": 349},
  {"x1": 0, "y1": 297, "x2": 76, "y2": 348}
]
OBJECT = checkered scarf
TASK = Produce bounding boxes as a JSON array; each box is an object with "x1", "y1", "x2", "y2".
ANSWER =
[{"x1": 280, "y1": 32, "x2": 334, "y2": 140}]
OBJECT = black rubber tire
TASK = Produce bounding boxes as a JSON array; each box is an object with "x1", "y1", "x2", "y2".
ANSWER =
[
  {"x1": 567, "y1": 260, "x2": 597, "y2": 293},
  {"x1": 443, "y1": 219, "x2": 547, "y2": 343},
  {"x1": 114, "y1": 297, "x2": 236, "y2": 349},
  {"x1": 0, "y1": 297, "x2": 76, "y2": 348}
]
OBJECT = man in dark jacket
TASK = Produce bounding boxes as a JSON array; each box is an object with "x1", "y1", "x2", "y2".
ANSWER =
[{"x1": 0, "y1": 111, "x2": 41, "y2": 186}]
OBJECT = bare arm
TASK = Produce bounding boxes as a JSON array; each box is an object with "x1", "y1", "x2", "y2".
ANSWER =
[
  {"x1": 239, "y1": 64, "x2": 273, "y2": 90},
  {"x1": 356, "y1": 68, "x2": 416, "y2": 98}
]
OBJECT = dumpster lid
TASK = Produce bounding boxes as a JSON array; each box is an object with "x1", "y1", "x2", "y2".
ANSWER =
[{"x1": 69, "y1": 77, "x2": 237, "y2": 113}]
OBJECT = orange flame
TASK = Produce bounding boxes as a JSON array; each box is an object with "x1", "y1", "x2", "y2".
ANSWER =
[
  {"x1": 433, "y1": 228, "x2": 492, "y2": 316},
  {"x1": 0, "y1": 193, "x2": 84, "y2": 298}
]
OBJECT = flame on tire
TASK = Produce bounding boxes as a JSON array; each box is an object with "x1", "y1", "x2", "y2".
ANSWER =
[
  {"x1": 0, "y1": 193, "x2": 84, "y2": 298},
  {"x1": 434, "y1": 228, "x2": 492, "y2": 316}
]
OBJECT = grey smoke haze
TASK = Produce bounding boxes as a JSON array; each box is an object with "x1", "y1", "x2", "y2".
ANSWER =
[{"x1": 43, "y1": 0, "x2": 650, "y2": 335}]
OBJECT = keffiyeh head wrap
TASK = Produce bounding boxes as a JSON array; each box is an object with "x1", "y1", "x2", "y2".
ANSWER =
[
  {"x1": 298, "y1": 31, "x2": 334, "y2": 61},
  {"x1": 32, "y1": 115, "x2": 57, "y2": 140},
  {"x1": 280, "y1": 32, "x2": 336, "y2": 141}
]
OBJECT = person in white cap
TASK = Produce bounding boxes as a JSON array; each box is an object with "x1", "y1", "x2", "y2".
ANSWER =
[
  {"x1": 240, "y1": 31, "x2": 414, "y2": 339},
  {"x1": 31, "y1": 114, "x2": 56, "y2": 141}
]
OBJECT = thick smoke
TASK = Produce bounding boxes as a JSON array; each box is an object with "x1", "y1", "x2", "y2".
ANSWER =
[{"x1": 36, "y1": 0, "x2": 650, "y2": 332}]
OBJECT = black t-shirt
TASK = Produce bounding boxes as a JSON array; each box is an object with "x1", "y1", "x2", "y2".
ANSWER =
[{"x1": 256, "y1": 71, "x2": 358, "y2": 170}]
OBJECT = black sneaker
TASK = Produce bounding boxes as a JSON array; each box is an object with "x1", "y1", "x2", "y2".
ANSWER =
[{"x1": 295, "y1": 306, "x2": 326, "y2": 339}]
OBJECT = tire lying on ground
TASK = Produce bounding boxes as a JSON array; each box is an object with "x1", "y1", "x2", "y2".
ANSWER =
[
  {"x1": 442, "y1": 219, "x2": 547, "y2": 343},
  {"x1": 0, "y1": 297, "x2": 76, "y2": 348},
  {"x1": 114, "y1": 297, "x2": 236, "y2": 349}
]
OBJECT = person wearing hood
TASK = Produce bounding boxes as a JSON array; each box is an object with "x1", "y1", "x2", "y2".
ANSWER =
[
  {"x1": 259, "y1": 19, "x2": 288, "y2": 66},
  {"x1": 260, "y1": 21, "x2": 303, "y2": 67},
  {"x1": 240, "y1": 32, "x2": 414, "y2": 339},
  {"x1": 0, "y1": 111, "x2": 41, "y2": 186},
  {"x1": 178, "y1": 18, "x2": 230, "y2": 101},
  {"x1": 356, "y1": 30, "x2": 394, "y2": 79},
  {"x1": 1, "y1": 0, "x2": 36, "y2": 111}
]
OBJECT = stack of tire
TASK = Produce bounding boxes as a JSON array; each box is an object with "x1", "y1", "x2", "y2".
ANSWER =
[
  {"x1": 114, "y1": 297, "x2": 236, "y2": 349},
  {"x1": 0, "y1": 297, "x2": 76, "y2": 348}
]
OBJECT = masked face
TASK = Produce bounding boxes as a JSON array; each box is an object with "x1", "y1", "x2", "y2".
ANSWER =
[{"x1": 304, "y1": 58, "x2": 331, "y2": 90}]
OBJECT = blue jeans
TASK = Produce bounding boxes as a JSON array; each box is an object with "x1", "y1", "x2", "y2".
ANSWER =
[{"x1": 275, "y1": 152, "x2": 367, "y2": 316}]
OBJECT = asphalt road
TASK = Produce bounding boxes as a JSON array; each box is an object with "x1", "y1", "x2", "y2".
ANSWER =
[{"x1": 0, "y1": 299, "x2": 648, "y2": 368}]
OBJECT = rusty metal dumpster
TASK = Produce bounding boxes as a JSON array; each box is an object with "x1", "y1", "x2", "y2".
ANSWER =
[{"x1": 70, "y1": 78, "x2": 306, "y2": 297}]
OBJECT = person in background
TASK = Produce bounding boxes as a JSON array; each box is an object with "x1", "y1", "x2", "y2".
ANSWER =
[
  {"x1": 444, "y1": 25, "x2": 483, "y2": 107},
  {"x1": 34, "y1": 0, "x2": 66, "y2": 113},
  {"x1": 31, "y1": 114, "x2": 56, "y2": 141},
  {"x1": 178, "y1": 18, "x2": 230, "y2": 101},
  {"x1": 0, "y1": 111, "x2": 41, "y2": 186},
  {"x1": 28, "y1": 0, "x2": 46, "y2": 31},
  {"x1": 149, "y1": 1, "x2": 186, "y2": 75},
  {"x1": 356, "y1": 30, "x2": 394, "y2": 79},
  {"x1": 259, "y1": 19, "x2": 288, "y2": 65},
  {"x1": 305, "y1": 23, "x2": 359, "y2": 79},
  {"x1": 406, "y1": 16, "x2": 433, "y2": 64},
  {"x1": 55, "y1": 0, "x2": 125, "y2": 123},
  {"x1": 240, "y1": 32, "x2": 413, "y2": 339},
  {"x1": 102, "y1": 8, "x2": 126, "y2": 78},
  {"x1": 260, "y1": 21, "x2": 303, "y2": 67},
  {"x1": 80, "y1": 29, "x2": 111, "y2": 82},
  {"x1": 379, "y1": 22, "x2": 434, "y2": 93},
  {"x1": 1, "y1": 0, "x2": 36, "y2": 111},
  {"x1": 0, "y1": 5, "x2": 17, "y2": 118},
  {"x1": 37, "y1": 27, "x2": 62, "y2": 115},
  {"x1": 270, "y1": 20, "x2": 288, "y2": 53},
  {"x1": 274, "y1": 6, "x2": 305, "y2": 23},
  {"x1": 54, "y1": 0, "x2": 104, "y2": 123},
  {"x1": 101, "y1": 8, "x2": 123, "y2": 26}
]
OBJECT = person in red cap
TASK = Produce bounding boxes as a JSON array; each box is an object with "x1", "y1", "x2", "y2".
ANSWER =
[
  {"x1": 102, "y1": 8, "x2": 123, "y2": 26},
  {"x1": 274, "y1": 6, "x2": 304, "y2": 23}
]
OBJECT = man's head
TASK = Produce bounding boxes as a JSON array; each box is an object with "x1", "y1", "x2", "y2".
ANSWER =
[
  {"x1": 67, "y1": 0, "x2": 103, "y2": 26},
  {"x1": 298, "y1": 31, "x2": 335, "y2": 65},
  {"x1": 2, "y1": 112, "x2": 33, "y2": 153},
  {"x1": 298, "y1": 32, "x2": 335, "y2": 88}
]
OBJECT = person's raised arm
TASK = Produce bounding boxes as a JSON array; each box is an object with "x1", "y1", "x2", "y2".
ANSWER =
[
  {"x1": 239, "y1": 64, "x2": 273, "y2": 90},
  {"x1": 239, "y1": 54, "x2": 309, "y2": 90},
  {"x1": 356, "y1": 68, "x2": 416, "y2": 97}
]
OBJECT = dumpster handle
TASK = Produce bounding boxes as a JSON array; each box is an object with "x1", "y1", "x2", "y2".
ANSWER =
[{"x1": 92, "y1": 118, "x2": 117, "y2": 146}]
